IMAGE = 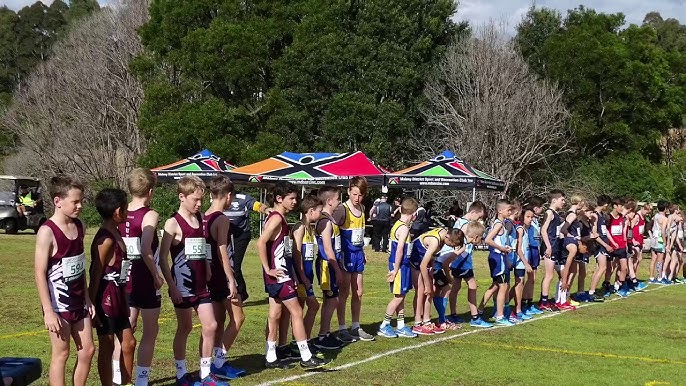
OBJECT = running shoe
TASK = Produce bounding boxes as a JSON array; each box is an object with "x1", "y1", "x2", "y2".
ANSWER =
[
  {"x1": 377, "y1": 324, "x2": 398, "y2": 338},
  {"x1": 526, "y1": 305, "x2": 544, "y2": 315},
  {"x1": 264, "y1": 358, "x2": 296, "y2": 370},
  {"x1": 649, "y1": 278, "x2": 659, "y2": 284},
  {"x1": 508, "y1": 312, "x2": 522, "y2": 324},
  {"x1": 469, "y1": 318, "x2": 493, "y2": 328},
  {"x1": 589, "y1": 293, "x2": 605, "y2": 302},
  {"x1": 300, "y1": 356, "x2": 331, "y2": 370},
  {"x1": 569, "y1": 299, "x2": 580, "y2": 307},
  {"x1": 447, "y1": 314, "x2": 465, "y2": 324},
  {"x1": 195, "y1": 374, "x2": 229, "y2": 386},
  {"x1": 176, "y1": 374, "x2": 197, "y2": 386},
  {"x1": 617, "y1": 289, "x2": 630, "y2": 298},
  {"x1": 556, "y1": 302, "x2": 576, "y2": 311},
  {"x1": 438, "y1": 321, "x2": 462, "y2": 331},
  {"x1": 395, "y1": 326, "x2": 418, "y2": 338},
  {"x1": 517, "y1": 311, "x2": 532, "y2": 320},
  {"x1": 660, "y1": 278, "x2": 672, "y2": 285},
  {"x1": 635, "y1": 281, "x2": 648, "y2": 291},
  {"x1": 337, "y1": 329, "x2": 357, "y2": 343},
  {"x1": 351, "y1": 327, "x2": 375, "y2": 341},
  {"x1": 411, "y1": 324, "x2": 434, "y2": 335},
  {"x1": 537, "y1": 302, "x2": 553, "y2": 312},
  {"x1": 494, "y1": 317, "x2": 515, "y2": 327},
  {"x1": 211, "y1": 362, "x2": 246, "y2": 380},
  {"x1": 312, "y1": 333, "x2": 343, "y2": 351},
  {"x1": 425, "y1": 322, "x2": 445, "y2": 334},
  {"x1": 276, "y1": 345, "x2": 300, "y2": 362}
]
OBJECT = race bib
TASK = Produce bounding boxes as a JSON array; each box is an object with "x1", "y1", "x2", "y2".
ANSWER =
[
  {"x1": 610, "y1": 225, "x2": 622, "y2": 236},
  {"x1": 533, "y1": 225, "x2": 541, "y2": 240},
  {"x1": 406, "y1": 241, "x2": 414, "y2": 258},
  {"x1": 62, "y1": 253, "x2": 86, "y2": 283},
  {"x1": 334, "y1": 235, "x2": 342, "y2": 252},
  {"x1": 556, "y1": 224, "x2": 562, "y2": 236},
  {"x1": 205, "y1": 243, "x2": 213, "y2": 261},
  {"x1": 351, "y1": 228, "x2": 365, "y2": 246},
  {"x1": 627, "y1": 229, "x2": 634, "y2": 239},
  {"x1": 303, "y1": 242, "x2": 315, "y2": 261},
  {"x1": 119, "y1": 259, "x2": 131, "y2": 283},
  {"x1": 601, "y1": 226, "x2": 608, "y2": 236},
  {"x1": 639, "y1": 225, "x2": 645, "y2": 235},
  {"x1": 184, "y1": 238, "x2": 206, "y2": 260},
  {"x1": 122, "y1": 237, "x2": 142, "y2": 260}
]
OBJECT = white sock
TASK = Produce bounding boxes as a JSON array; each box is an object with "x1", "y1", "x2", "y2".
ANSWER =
[
  {"x1": 650, "y1": 277, "x2": 654, "y2": 281},
  {"x1": 339, "y1": 324, "x2": 347, "y2": 331},
  {"x1": 351, "y1": 321, "x2": 360, "y2": 329},
  {"x1": 560, "y1": 290, "x2": 567, "y2": 304},
  {"x1": 200, "y1": 357, "x2": 211, "y2": 379},
  {"x1": 297, "y1": 340, "x2": 312, "y2": 362},
  {"x1": 112, "y1": 360, "x2": 121, "y2": 384},
  {"x1": 213, "y1": 346, "x2": 227, "y2": 368},
  {"x1": 265, "y1": 341, "x2": 277, "y2": 362},
  {"x1": 555, "y1": 283, "x2": 562, "y2": 303},
  {"x1": 397, "y1": 318, "x2": 405, "y2": 329},
  {"x1": 589, "y1": 289, "x2": 595, "y2": 295},
  {"x1": 134, "y1": 366, "x2": 151, "y2": 386},
  {"x1": 614, "y1": 282, "x2": 620, "y2": 290},
  {"x1": 380, "y1": 320, "x2": 390, "y2": 328},
  {"x1": 175, "y1": 359, "x2": 187, "y2": 380}
]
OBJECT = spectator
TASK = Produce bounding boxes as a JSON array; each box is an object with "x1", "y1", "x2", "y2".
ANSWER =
[{"x1": 371, "y1": 195, "x2": 392, "y2": 252}]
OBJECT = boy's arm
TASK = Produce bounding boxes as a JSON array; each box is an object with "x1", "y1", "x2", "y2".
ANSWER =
[
  {"x1": 593, "y1": 219, "x2": 613, "y2": 250},
  {"x1": 292, "y1": 223, "x2": 309, "y2": 287},
  {"x1": 390, "y1": 225, "x2": 409, "y2": 276},
  {"x1": 215, "y1": 216, "x2": 238, "y2": 298},
  {"x1": 257, "y1": 215, "x2": 283, "y2": 278},
  {"x1": 34, "y1": 226, "x2": 61, "y2": 333},
  {"x1": 485, "y1": 222, "x2": 508, "y2": 253},
  {"x1": 88, "y1": 236, "x2": 113, "y2": 308},
  {"x1": 540, "y1": 210, "x2": 553, "y2": 255},
  {"x1": 560, "y1": 212, "x2": 576, "y2": 236},
  {"x1": 420, "y1": 238, "x2": 439, "y2": 295},
  {"x1": 158, "y1": 218, "x2": 182, "y2": 303},
  {"x1": 141, "y1": 210, "x2": 163, "y2": 289},
  {"x1": 320, "y1": 221, "x2": 342, "y2": 280}
]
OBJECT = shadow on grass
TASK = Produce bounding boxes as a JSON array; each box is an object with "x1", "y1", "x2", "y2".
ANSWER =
[{"x1": 242, "y1": 297, "x2": 270, "y2": 308}]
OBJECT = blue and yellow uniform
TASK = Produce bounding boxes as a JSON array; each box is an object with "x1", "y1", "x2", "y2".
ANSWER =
[
  {"x1": 293, "y1": 222, "x2": 317, "y2": 299},
  {"x1": 340, "y1": 202, "x2": 366, "y2": 273},
  {"x1": 488, "y1": 219, "x2": 510, "y2": 282},
  {"x1": 409, "y1": 228, "x2": 443, "y2": 270},
  {"x1": 450, "y1": 217, "x2": 475, "y2": 279},
  {"x1": 388, "y1": 220, "x2": 413, "y2": 295},
  {"x1": 316, "y1": 213, "x2": 342, "y2": 299}
]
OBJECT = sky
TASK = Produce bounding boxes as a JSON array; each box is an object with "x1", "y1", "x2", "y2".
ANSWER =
[{"x1": 1, "y1": 0, "x2": 684, "y2": 29}]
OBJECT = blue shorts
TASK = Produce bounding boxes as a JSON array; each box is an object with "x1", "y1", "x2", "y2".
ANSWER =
[
  {"x1": 340, "y1": 249, "x2": 365, "y2": 273},
  {"x1": 389, "y1": 261, "x2": 412, "y2": 295},
  {"x1": 316, "y1": 259, "x2": 339, "y2": 299},
  {"x1": 514, "y1": 269, "x2": 526, "y2": 278},
  {"x1": 451, "y1": 268, "x2": 474, "y2": 279},
  {"x1": 488, "y1": 251, "x2": 507, "y2": 278},
  {"x1": 541, "y1": 239, "x2": 562, "y2": 261},
  {"x1": 563, "y1": 237, "x2": 579, "y2": 249},
  {"x1": 266, "y1": 281, "x2": 298, "y2": 301},
  {"x1": 611, "y1": 248, "x2": 628, "y2": 260},
  {"x1": 529, "y1": 246, "x2": 540, "y2": 269}
]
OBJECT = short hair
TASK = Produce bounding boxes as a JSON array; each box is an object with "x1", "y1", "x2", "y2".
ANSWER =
[
  {"x1": 527, "y1": 196, "x2": 544, "y2": 208},
  {"x1": 318, "y1": 186, "x2": 340, "y2": 202},
  {"x1": 177, "y1": 176, "x2": 205, "y2": 196},
  {"x1": 579, "y1": 236, "x2": 598, "y2": 255},
  {"x1": 209, "y1": 175, "x2": 234, "y2": 198},
  {"x1": 464, "y1": 221, "x2": 485, "y2": 239},
  {"x1": 127, "y1": 168, "x2": 156, "y2": 197},
  {"x1": 669, "y1": 203, "x2": 680, "y2": 214},
  {"x1": 270, "y1": 181, "x2": 298, "y2": 206},
  {"x1": 95, "y1": 188, "x2": 128, "y2": 219},
  {"x1": 468, "y1": 201, "x2": 486, "y2": 215},
  {"x1": 643, "y1": 202, "x2": 653, "y2": 211},
  {"x1": 496, "y1": 199, "x2": 511, "y2": 210},
  {"x1": 348, "y1": 176, "x2": 368, "y2": 196},
  {"x1": 519, "y1": 206, "x2": 535, "y2": 222},
  {"x1": 401, "y1": 197, "x2": 419, "y2": 215},
  {"x1": 569, "y1": 194, "x2": 584, "y2": 205},
  {"x1": 657, "y1": 200, "x2": 668, "y2": 212},
  {"x1": 611, "y1": 196, "x2": 626, "y2": 207},
  {"x1": 625, "y1": 199, "x2": 637, "y2": 212},
  {"x1": 300, "y1": 195, "x2": 323, "y2": 214},
  {"x1": 596, "y1": 195, "x2": 611, "y2": 207},
  {"x1": 49, "y1": 175, "x2": 84, "y2": 199},
  {"x1": 445, "y1": 228, "x2": 465, "y2": 248},
  {"x1": 548, "y1": 189, "x2": 565, "y2": 202}
]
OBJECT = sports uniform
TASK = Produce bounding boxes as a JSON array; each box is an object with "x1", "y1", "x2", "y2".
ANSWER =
[
  {"x1": 652, "y1": 213, "x2": 666, "y2": 253},
  {"x1": 339, "y1": 202, "x2": 366, "y2": 273},
  {"x1": 262, "y1": 211, "x2": 297, "y2": 301},
  {"x1": 595, "y1": 211, "x2": 610, "y2": 258},
  {"x1": 631, "y1": 214, "x2": 646, "y2": 254},
  {"x1": 450, "y1": 218, "x2": 475, "y2": 280},
  {"x1": 608, "y1": 214, "x2": 627, "y2": 260},
  {"x1": 528, "y1": 217, "x2": 541, "y2": 269},
  {"x1": 410, "y1": 228, "x2": 442, "y2": 271},
  {"x1": 294, "y1": 221, "x2": 316, "y2": 299},
  {"x1": 43, "y1": 219, "x2": 88, "y2": 323},
  {"x1": 514, "y1": 222, "x2": 530, "y2": 277},
  {"x1": 488, "y1": 219, "x2": 510, "y2": 283},
  {"x1": 316, "y1": 213, "x2": 342, "y2": 299},
  {"x1": 91, "y1": 228, "x2": 131, "y2": 335},
  {"x1": 170, "y1": 213, "x2": 211, "y2": 309},
  {"x1": 388, "y1": 220, "x2": 412, "y2": 295},
  {"x1": 541, "y1": 210, "x2": 562, "y2": 263},
  {"x1": 204, "y1": 211, "x2": 235, "y2": 302},
  {"x1": 118, "y1": 207, "x2": 161, "y2": 309}
]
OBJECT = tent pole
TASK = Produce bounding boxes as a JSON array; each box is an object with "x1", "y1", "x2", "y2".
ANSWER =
[
  {"x1": 472, "y1": 187, "x2": 476, "y2": 203},
  {"x1": 260, "y1": 187, "x2": 266, "y2": 236}
]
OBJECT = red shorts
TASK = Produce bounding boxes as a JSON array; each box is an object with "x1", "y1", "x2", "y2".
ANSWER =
[
  {"x1": 57, "y1": 309, "x2": 88, "y2": 324},
  {"x1": 265, "y1": 280, "x2": 298, "y2": 301},
  {"x1": 173, "y1": 294, "x2": 212, "y2": 309}
]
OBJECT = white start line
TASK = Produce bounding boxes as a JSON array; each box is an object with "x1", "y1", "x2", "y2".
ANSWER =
[{"x1": 257, "y1": 284, "x2": 674, "y2": 386}]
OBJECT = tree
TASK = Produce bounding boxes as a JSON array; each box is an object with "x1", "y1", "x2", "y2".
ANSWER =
[
  {"x1": 420, "y1": 22, "x2": 569, "y2": 196},
  {"x1": 66, "y1": 0, "x2": 100, "y2": 22}
]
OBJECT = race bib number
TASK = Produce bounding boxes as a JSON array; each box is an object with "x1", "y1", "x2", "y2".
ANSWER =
[
  {"x1": 351, "y1": 228, "x2": 365, "y2": 247},
  {"x1": 334, "y1": 235, "x2": 342, "y2": 252},
  {"x1": 284, "y1": 236, "x2": 293, "y2": 259},
  {"x1": 119, "y1": 259, "x2": 131, "y2": 283},
  {"x1": 62, "y1": 253, "x2": 86, "y2": 283},
  {"x1": 303, "y1": 242, "x2": 315, "y2": 261},
  {"x1": 406, "y1": 241, "x2": 414, "y2": 258},
  {"x1": 610, "y1": 225, "x2": 622, "y2": 236},
  {"x1": 601, "y1": 226, "x2": 608, "y2": 236},
  {"x1": 639, "y1": 225, "x2": 645, "y2": 235},
  {"x1": 555, "y1": 224, "x2": 562, "y2": 236},
  {"x1": 122, "y1": 237, "x2": 142, "y2": 260},
  {"x1": 205, "y1": 243, "x2": 213, "y2": 261},
  {"x1": 184, "y1": 238, "x2": 206, "y2": 260}
]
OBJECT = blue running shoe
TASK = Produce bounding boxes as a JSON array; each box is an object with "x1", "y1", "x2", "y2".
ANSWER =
[
  {"x1": 176, "y1": 374, "x2": 197, "y2": 386},
  {"x1": 211, "y1": 363, "x2": 246, "y2": 380},
  {"x1": 649, "y1": 278, "x2": 658, "y2": 284},
  {"x1": 508, "y1": 313, "x2": 521, "y2": 324},
  {"x1": 527, "y1": 305, "x2": 544, "y2": 315},
  {"x1": 617, "y1": 289, "x2": 630, "y2": 298},
  {"x1": 395, "y1": 326, "x2": 418, "y2": 338},
  {"x1": 661, "y1": 278, "x2": 672, "y2": 285},
  {"x1": 447, "y1": 314, "x2": 465, "y2": 324},
  {"x1": 495, "y1": 317, "x2": 515, "y2": 327},
  {"x1": 518, "y1": 312, "x2": 532, "y2": 320},
  {"x1": 635, "y1": 282, "x2": 648, "y2": 291},
  {"x1": 377, "y1": 324, "x2": 398, "y2": 338},
  {"x1": 603, "y1": 290, "x2": 612, "y2": 298},
  {"x1": 469, "y1": 318, "x2": 493, "y2": 328},
  {"x1": 195, "y1": 374, "x2": 229, "y2": 386}
]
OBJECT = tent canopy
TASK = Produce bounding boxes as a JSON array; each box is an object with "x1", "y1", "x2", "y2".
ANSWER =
[
  {"x1": 226, "y1": 151, "x2": 385, "y2": 186},
  {"x1": 386, "y1": 150, "x2": 505, "y2": 191},
  {"x1": 151, "y1": 149, "x2": 236, "y2": 182}
]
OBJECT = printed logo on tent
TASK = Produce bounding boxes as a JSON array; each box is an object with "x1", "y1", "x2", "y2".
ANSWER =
[
  {"x1": 249, "y1": 176, "x2": 263, "y2": 183},
  {"x1": 388, "y1": 177, "x2": 399, "y2": 185}
]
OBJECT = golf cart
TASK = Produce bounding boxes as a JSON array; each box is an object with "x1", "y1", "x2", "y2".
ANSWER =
[{"x1": 0, "y1": 175, "x2": 46, "y2": 234}]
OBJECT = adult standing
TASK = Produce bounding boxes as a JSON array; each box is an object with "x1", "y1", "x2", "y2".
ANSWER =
[
  {"x1": 371, "y1": 195, "x2": 392, "y2": 252},
  {"x1": 223, "y1": 192, "x2": 271, "y2": 301}
]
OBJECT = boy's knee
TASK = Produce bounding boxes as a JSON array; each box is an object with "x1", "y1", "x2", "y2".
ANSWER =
[
  {"x1": 176, "y1": 320, "x2": 193, "y2": 336},
  {"x1": 122, "y1": 336, "x2": 136, "y2": 355},
  {"x1": 78, "y1": 341, "x2": 95, "y2": 360},
  {"x1": 52, "y1": 346, "x2": 70, "y2": 363}
]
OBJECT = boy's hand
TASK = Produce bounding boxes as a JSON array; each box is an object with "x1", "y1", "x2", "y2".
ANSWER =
[
  {"x1": 43, "y1": 310, "x2": 61, "y2": 334},
  {"x1": 302, "y1": 278, "x2": 312, "y2": 290},
  {"x1": 228, "y1": 281, "x2": 238, "y2": 300},
  {"x1": 168, "y1": 286, "x2": 183, "y2": 304},
  {"x1": 525, "y1": 265, "x2": 533, "y2": 274},
  {"x1": 386, "y1": 269, "x2": 398, "y2": 283},
  {"x1": 606, "y1": 245, "x2": 614, "y2": 253},
  {"x1": 85, "y1": 299, "x2": 95, "y2": 319},
  {"x1": 424, "y1": 286, "x2": 433, "y2": 297},
  {"x1": 267, "y1": 268, "x2": 286, "y2": 279},
  {"x1": 154, "y1": 274, "x2": 164, "y2": 290}
]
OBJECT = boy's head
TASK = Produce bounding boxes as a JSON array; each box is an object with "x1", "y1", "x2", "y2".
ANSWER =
[
  {"x1": 569, "y1": 194, "x2": 585, "y2": 207},
  {"x1": 578, "y1": 236, "x2": 597, "y2": 255},
  {"x1": 641, "y1": 202, "x2": 653, "y2": 213},
  {"x1": 347, "y1": 176, "x2": 368, "y2": 205},
  {"x1": 548, "y1": 189, "x2": 566, "y2": 209},
  {"x1": 400, "y1": 197, "x2": 419, "y2": 216},
  {"x1": 270, "y1": 181, "x2": 298, "y2": 212},
  {"x1": 611, "y1": 196, "x2": 625, "y2": 213},
  {"x1": 625, "y1": 199, "x2": 637, "y2": 214},
  {"x1": 596, "y1": 194, "x2": 611, "y2": 209},
  {"x1": 657, "y1": 200, "x2": 668, "y2": 212},
  {"x1": 669, "y1": 204, "x2": 680, "y2": 215},
  {"x1": 300, "y1": 195, "x2": 323, "y2": 221},
  {"x1": 463, "y1": 221, "x2": 485, "y2": 244},
  {"x1": 467, "y1": 201, "x2": 486, "y2": 220},
  {"x1": 495, "y1": 199, "x2": 511, "y2": 218},
  {"x1": 527, "y1": 196, "x2": 544, "y2": 215},
  {"x1": 520, "y1": 206, "x2": 535, "y2": 225},
  {"x1": 95, "y1": 188, "x2": 128, "y2": 223},
  {"x1": 49, "y1": 175, "x2": 85, "y2": 218},
  {"x1": 444, "y1": 228, "x2": 465, "y2": 248},
  {"x1": 177, "y1": 176, "x2": 205, "y2": 214},
  {"x1": 318, "y1": 186, "x2": 341, "y2": 211},
  {"x1": 209, "y1": 175, "x2": 234, "y2": 205},
  {"x1": 127, "y1": 168, "x2": 156, "y2": 199}
]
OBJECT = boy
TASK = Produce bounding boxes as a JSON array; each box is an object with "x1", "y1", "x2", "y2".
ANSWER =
[
  {"x1": 625, "y1": 201, "x2": 648, "y2": 291},
  {"x1": 631, "y1": 203, "x2": 651, "y2": 279},
  {"x1": 557, "y1": 195, "x2": 584, "y2": 310},
  {"x1": 258, "y1": 182, "x2": 330, "y2": 370},
  {"x1": 89, "y1": 188, "x2": 135, "y2": 386},
  {"x1": 587, "y1": 196, "x2": 612, "y2": 301},
  {"x1": 447, "y1": 202, "x2": 489, "y2": 327},
  {"x1": 292, "y1": 195, "x2": 324, "y2": 341},
  {"x1": 34, "y1": 176, "x2": 95, "y2": 386},
  {"x1": 607, "y1": 197, "x2": 630, "y2": 298},
  {"x1": 523, "y1": 197, "x2": 544, "y2": 314},
  {"x1": 650, "y1": 200, "x2": 669, "y2": 283},
  {"x1": 117, "y1": 168, "x2": 163, "y2": 386},
  {"x1": 512, "y1": 207, "x2": 535, "y2": 322},
  {"x1": 204, "y1": 176, "x2": 246, "y2": 379},
  {"x1": 477, "y1": 200, "x2": 514, "y2": 326},
  {"x1": 538, "y1": 190, "x2": 566, "y2": 312},
  {"x1": 312, "y1": 186, "x2": 345, "y2": 351},
  {"x1": 158, "y1": 176, "x2": 227, "y2": 386},
  {"x1": 377, "y1": 197, "x2": 419, "y2": 338},
  {"x1": 334, "y1": 177, "x2": 375, "y2": 342}
]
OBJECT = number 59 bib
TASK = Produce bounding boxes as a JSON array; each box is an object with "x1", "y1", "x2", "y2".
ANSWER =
[{"x1": 63, "y1": 253, "x2": 86, "y2": 283}]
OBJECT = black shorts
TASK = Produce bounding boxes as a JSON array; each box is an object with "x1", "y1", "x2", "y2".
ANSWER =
[
  {"x1": 514, "y1": 269, "x2": 526, "y2": 278},
  {"x1": 126, "y1": 292, "x2": 161, "y2": 310},
  {"x1": 433, "y1": 269, "x2": 449, "y2": 288},
  {"x1": 492, "y1": 272, "x2": 510, "y2": 284},
  {"x1": 266, "y1": 281, "x2": 298, "y2": 301},
  {"x1": 451, "y1": 268, "x2": 474, "y2": 279},
  {"x1": 174, "y1": 295, "x2": 212, "y2": 309},
  {"x1": 611, "y1": 248, "x2": 628, "y2": 260},
  {"x1": 574, "y1": 253, "x2": 590, "y2": 264},
  {"x1": 95, "y1": 314, "x2": 131, "y2": 336}
]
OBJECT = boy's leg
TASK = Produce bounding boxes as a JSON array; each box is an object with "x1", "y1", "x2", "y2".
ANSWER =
[
  {"x1": 212, "y1": 301, "x2": 227, "y2": 365},
  {"x1": 590, "y1": 253, "x2": 607, "y2": 294},
  {"x1": 112, "y1": 337, "x2": 121, "y2": 384},
  {"x1": 304, "y1": 296, "x2": 320, "y2": 339},
  {"x1": 514, "y1": 276, "x2": 524, "y2": 314},
  {"x1": 173, "y1": 306, "x2": 193, "y2": 379},
  {"x1": 220, "y1": 297, "x2": 245, "y2": 358},
  {"x1": 336, "y1": 271, "x2": 351, "y2": 332},
  {"x1": 71, "y1": 316, "x2": 95, "y2": 386},
  {"x1": 448, "y1": 276, "x2": 461, "y2": 315},
  {"x1": 48, "y1": 318, "x2": 71, "y2": 386},
  {"x1": 495, "y1": 282, "x2": 507, "y2": 318},
  {"x1": 540, "y1": 257, "x2": 555, "y2": 306},
  {"x1": 135, "y1": 308, "x2": 160, "y2": 386},
  {"x1": 266, "y1": 298, "x2": 283, "y2": 363},
  {"x1": 577, "y1": 263, "x2": 587, "y2": 295},
  {"x1": 350, "y1": 271, "x2": 372, "y2": 339},
  {"x1": 117, "y1": 327, "x2": 136, "y2": 385},
  {"x1": 466, "y1": 277, "x2": 479, "y2": 317},
  {"x1": 196, "y1": 302, "x2": 218, "y2": 379},
  {"x1": 318, "y1": 296, "x2": 338, "y2": 337},
  {"x1": 414, "y1": 274, "x2": 425, "y2": 325},
  {"x1": 649, "y1": 249, "x2": 658, "y2": 279},
  {"x1": 97, "y1": 333, "x2": 116, "y2": 386},
  {"x1": 278, "y1": 308, "x2": 291, "y2": 347}
]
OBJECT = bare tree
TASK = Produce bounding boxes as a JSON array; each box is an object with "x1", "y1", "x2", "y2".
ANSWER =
[
  {"x1": 2, "y1": 0, "x2": 149, "y2": 189},
  {"x1": 417, "y1": 21, "x2": 570, "y2": 201}
]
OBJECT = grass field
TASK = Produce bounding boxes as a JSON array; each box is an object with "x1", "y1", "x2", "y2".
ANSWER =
[{"x1": 1, "y1": 230, "x2": 685, "y2": 386}]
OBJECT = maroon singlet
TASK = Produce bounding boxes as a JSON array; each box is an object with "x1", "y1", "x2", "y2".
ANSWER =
[
  {"x1": 170, "y1": 212, "x2": 210, "y2": 299},
  {"x1": 43, "y1": 219, "x2": 86, "y2": 313},
  {"x1": 90, "y1": 228, "x2": 129, "y2": 318}
]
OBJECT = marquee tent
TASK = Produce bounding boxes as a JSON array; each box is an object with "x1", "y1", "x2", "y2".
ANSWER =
[{"x1": 151, "y1": 149, "x2": 236, "y2": 182}]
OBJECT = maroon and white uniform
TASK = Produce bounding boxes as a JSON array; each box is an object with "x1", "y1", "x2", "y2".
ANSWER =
[
  {"x1": 43, "y1": 219, "x2": 88, "y2": 323},
  {"x1": 204, "y1": 211, "x2": 233, "y2": 302},
  {"x1": 118, "y1": 207, "x2": 161, "y2": 309},
  {"x1": 91, "y1": 228, "x2": 129, "y2": 319},
  {"x1": 262, "y1": 211, "x2": 297, "y2": 300},
  {"x1": 170, "y1": 212, "x2": 210, "y2": 308}
]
